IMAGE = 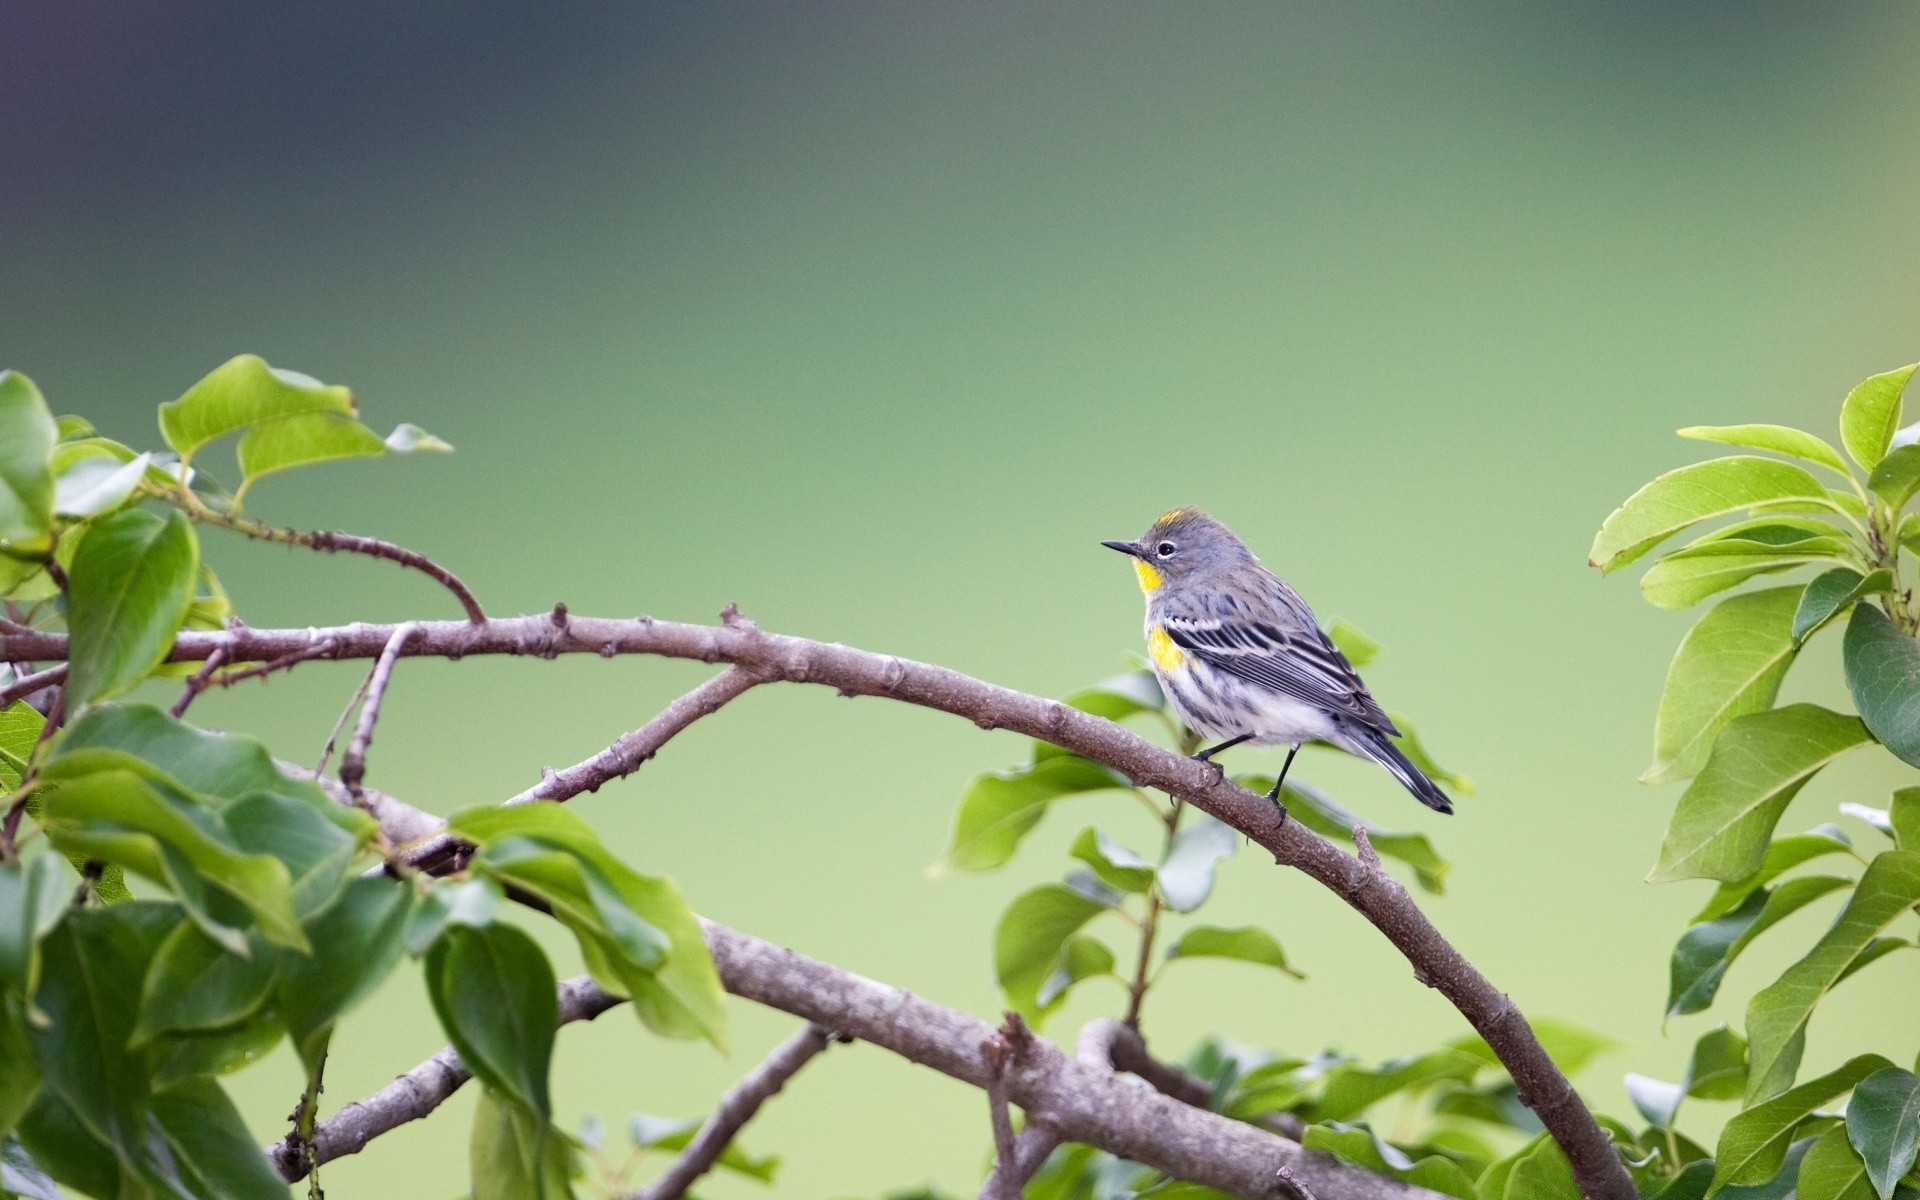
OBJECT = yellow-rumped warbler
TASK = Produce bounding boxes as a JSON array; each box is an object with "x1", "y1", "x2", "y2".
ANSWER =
[{"x1": 1104, "y1": 507, "x2": 1452, "y2": 816}]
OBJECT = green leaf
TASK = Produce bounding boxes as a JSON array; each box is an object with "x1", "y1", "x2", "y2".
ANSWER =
[
  {"x1": 222, "y1": 790, "x2": 368, "y2": 919},
  {"x1": 407, "y1": 877, "x2": 505, "y2": 955},
  {"x1": 476, "y1": 838, "x2": 669, "y2": 970},
  {"x1": 0, "y1": 701, "x2": 42, "y2": 790},
  {"x1": 1846, "y1": 1067, "x2": 1920, "y2": 1199},
  {"x1": 1695, "y1": 825, "x2": 1853, "y2": 921},
  {"x1": 471, "y1": 1086, "x2": 576, "y2": 1200},
  {"x1": 64, "y1": 509, "x2": 199, "y2": 706},
  {"x1": 51, "y1": 453, "x2": 150, "y2": 521},
  {"x1": 383, "y1": 423, "x2": 453, "y2": 453},
  {"x1": 150, "y1": 1016, "x2": 284, "y2": 1088},
  {"x1": 1639, "y1": 539, "x2": 1854, "y2": 611},
  {"x1": 1800, "y1": 1123, "x2": 1876, "y2": 1200},
  {"x1": 1388, "y1": 714, "x2": 1474, "y2": 794},
  {"x1": 54, "y1": 702, "x2": 305, "y2": 806},
  {"x1": 1281, "y1": 779, "x2": 1450, "y2": 893},
  {"x1": 1626, "y1": 1073, "x2": 1684, "y2": 1130},
  {"x1": 0, "y1": 372, "x2": 58, "y2": 558},
  {"x1": 1590, "y1": 456, "x2": 1833, "y2": 572},
  {"x1": 1649, "y1": 704, "x2": 1871, "y2": 883},
  {"x1": 1678, "y1": 424, "x2": 1850, "y2": 475},
  {"x1": 1163, "y1": 925, "x2": 1302, "y2": 979},
  {"x1": 1325, "y1": 618, "x2": 1382, "y2": 668},
  {"x1": 1034, "y1": 935, "x2": 1116, "y2": 1009},
  {"x1": 1058, "y1": 670, "x2": 1164, "y2": 722},
  {"x1": 15, "y1": 1092, "x2": 123, "y2": 1200},
  {"x1": 276, "y1": 874, "x2": 411, "y2": 1069},
  {"x1": 1667, "y1": 875, "x2": 1852, "y2": 1018},
  {"x1": 1687, "y1": 1025, "x2": 1749, "y2": 1101},
  {"x1": 448, "y1": 804, "x2": 726, "y2": 1051},
  {"x1": 1305, "y1": 1120, "x2": 1479, "y2": 1198},
  {"x1": 1646, "y1": 587, "x2": 1804, "y2": 784},
  {"x1": 426, "y1": 922, "x2": 556, "y2": 1122},
  {"x1": 149, "y1": 1076, "x2": 296, "y2": 1200},
  {"x1": 1313, "y1": 1050, "x2": 1480, "y2": 1122},
  {"x1": 1796, "y1": 569, "x2": 1894, "y2": 643},
  {"x1": 994, "y1": 884, "x2": 1111, "y2": 1022},
  {"x1": 628, "y1": 1111, "x2": 779, "y2": 1180},
  {"x1": 232, "y1": 411, "x2": 384, "y2": 497},
  {"x1": 1746, "y1": 852, "x2": 1920, "y2": 1100},
  {"x1": 0, "y1": 855, "x2": 76, "y2": 1001},
  {"x1": 1840, "y1": 365, "x2": 1917, "y2": 471},
  {"x1": 1868, "y1": 445, "x2": 1920, "y2": 511},
  {"x1": 0, "y1": 1000, "x2": 38, "y2": 1139},
  {"x1": 1157, "y1": 812, "x2": 1237, "y2": 912},
  {"x1": 1715, "y1": 1056, "x2": 1893, "y2": 1190},
  {"x1": 157, "y1": 354, "x2": 356, "y2": 463},
  {"x1": 934, "y1": 756, "x2": 1130, "y2": 874},
  {"x1": 1844, "y1": 604, "x2": 1920, "y2": 768},
  {"x1": 131, "y1": 923, "x2": 276, "y2": 1046},
  {"x1": 1068, "y1": 827, "x2": 1154, "y2": 893},
  {"x1": 1891, "y1": 789, "x2": 1920, "y2": 852}
]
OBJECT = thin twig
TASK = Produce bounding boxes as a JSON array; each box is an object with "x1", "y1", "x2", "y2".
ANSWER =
[
  {"x1": 5, "y1": 611, "x2": 1630, "y2": 1200},
  {"x1": 0, "y1": 664, "x2": 65, "y2": 711},
  {"x1": 169, "y1": 647, "x2": 229, "y2": 719},
  {"x1": 315, "y1": 664, "x2": 375, "y2": 780},
  {"x1": 337, "y1": 623, "x2": 420, "y2": 807},
  {"x1": 980, "y1": 1020, "x2": 1022, "y2": 1200},
  {"x1": 211, "y1": 641, "x2": 334, "y2": 691},
  {"x1": 631, "y1": 1022, "x2": 834, "y2": 1200}
]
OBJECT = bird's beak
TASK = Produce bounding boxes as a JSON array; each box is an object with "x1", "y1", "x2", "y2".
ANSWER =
[{"x1": 1101, "y1": 539, "x2": 1144, "y2": 559}]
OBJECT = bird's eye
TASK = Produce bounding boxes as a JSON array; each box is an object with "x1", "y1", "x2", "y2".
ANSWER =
[{"x1": 1155, "y1": 541, "x2": 1176, "y2": 558}]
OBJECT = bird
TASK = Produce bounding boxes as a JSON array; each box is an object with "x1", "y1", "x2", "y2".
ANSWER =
[{"x1": 1102, "y1": 507, "x2": 1452, "y2": 816}]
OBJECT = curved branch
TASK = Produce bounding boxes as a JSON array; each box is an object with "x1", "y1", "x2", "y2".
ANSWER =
[
  {"x1": 337, "y1": 623, "x2": 419, "y2": 807},
  {"x1": 16, "y1": 612, "x2": 1632, "y2": 1199},
  {"x1": 0, "y1": 664, "x2": 64, "y2": 710}
]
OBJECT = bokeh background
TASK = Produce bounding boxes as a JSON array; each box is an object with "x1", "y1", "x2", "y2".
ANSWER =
[{"x1": 6, "y1": 2, "x2": 1920, "y2": 1195}]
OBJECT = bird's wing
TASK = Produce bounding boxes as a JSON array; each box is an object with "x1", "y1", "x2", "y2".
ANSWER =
[{"x1": 1160, "y1": 604, "x2": 1398, "y2": 734}]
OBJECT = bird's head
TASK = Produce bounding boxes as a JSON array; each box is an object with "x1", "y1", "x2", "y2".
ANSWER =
[{"x1": 1102, "y1": 507, "x2": 1255, "y2": 593}]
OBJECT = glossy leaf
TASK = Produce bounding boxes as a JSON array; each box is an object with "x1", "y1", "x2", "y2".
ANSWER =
[
  {"x1": 149, "y1": 1077, "x2": 296, "y2": 1200},
  {"x1": 1649, "y1": 704, "x2": 1870, "y2": 884},
  {"x1": 64, "y1": 509, "x2": 199, "y2": 705},
  {"x1": 1068, "y1": 827, "x2": 1154, "y2": 893},
  {"x1": 1846, "y1": 1067, "x2": 1920, "y2": 1199},
  {"x1": 1890, "y1": 789, "x2": 1920, "y2": 851},
  {"x1": 448, "y1": 804, "x2": 726, "y2": 1050},
  {"x1": 1694, "y1": 824, "x2": 1852, "y2": 922},
  {"x1": 1800, "y1": 1123, "x2": 1876, "y2": 1200},
  {"x1": 994, "y1": 884, "x2": 1111, "y2": 1022},
  {"x1": 1301, "y1": 1121, "x2": 1477, "y2": 1198},
  {"x1": 0, "y1": 855, "x2": 76, "y2": 1000},
  {"x1": 232, "y1": 411, "x2": 402, "y2": 501},
  {"x1": 1282, "y1": 779, "x2": 1450, "y2": 894},
  {"x1": 1678, "y1": 424, "x2": 1850, "y2": 475},
  {"x1": 384, "y1": 422, "x2": 452, "y2": 453},
  {"x1": 54, "y1": 702, "x2": 308, "y2": 806},
  {"x1": 476, "y1": 838, "x2": 669, "y2": 970},
  {"x1": 276, "y1": 875, "x2": 411, "y2": 1069},
  {"x1": 1058, "y1": 670, "x2": 1163, "y2": 721},
  {"x1": 426, "y1": 922, "x2": 557, "y2": 1121},
  {"x1": 1325, "y1": 618, "x2": 1381, "y2": 668},
  {"x1": 1844, "y1": 604, "x2": 1920, "y2": 768},
  {"x1": 221, "y1": 790, "x2": 369, "y2": 918},
  {"x1": 1746, "y1": 852, "x2": 1920, "y2": 1100},
  {"x1": 1626, "y1": 1073, "x2": 1684, "y2": 1130},
  {"x1": 131, "y1": 923, "x2": 275, "y2": 1046},
  {"x1": 1797, "y1": 568, "x2": 1894, "y2": 643},
  {"x1": 407, "y1": 877, "x2": 505, "y2": 955},
  {"x1": 0, "y1": 701, "x2": 42, "y2": 789},
  {"x1": 1667, "y1": 875, "x2": 1851, "y2": 1018},
  {"x1": 1869, "y1": 445, "x2": 1920, "y2": 511},
  {"x1": 1639, "y1": 540, "x2": 1853, "y2": 611},
  {"x1": 0, "y1": 1001, "x2": 37, "y2": 1139},
  {"x1": 150, "y1": 1016, "x2": 284, "y2": 1089},
  {"x1": 471, "y1": 1087, "x2": 575, "y2": 1200},
  {"x1": 1164, "y1": 925, "x2": 1302, "y2": 979},
  {"x1": 1034, "y1": 935, "x2": 1117, "y2": 1009},
  {"x1": 51, "y1": 452, "x2": 150, "y2": 521},
  {"x1": 1840, "y1": 364, "x2": 1917, "y2": 471},
  {"x1": 158, "y1": 354, "x2": 355, "y2": 462},
  {"x1": 0, "y1": 372, "x2": 58, "y2": 557},
  {"x1": 1157, "y1": 811, "x2": 1237, "y2": 912},
  {"x1": 1714, "y1": 1055, "x2": 1893, "y2": 1189},
  {"x1": 935, "y1": 756, "x2": 1131, "y2": 873},
  {"x1": 1313, "y1": 1050, "x2": 1479, "y2": 1122},
  {"x1": 1686, "y1": 1025, "x2": 1748, "y2": 1101},
  {"x1": 1646, "y1": 586, "x2": 1804, "y2": 784},
  {"x1": 1590, "y1": 456, "x2": 1832, "y2": 573}
]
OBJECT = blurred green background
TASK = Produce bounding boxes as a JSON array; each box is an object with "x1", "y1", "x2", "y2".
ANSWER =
[{"x1": 6, "y1": 2, "x2": 1920, "y2": 1194}]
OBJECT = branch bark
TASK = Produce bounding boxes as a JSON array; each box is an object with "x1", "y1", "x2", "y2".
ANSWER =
[
  {"x1": 631, "y1": 1021, "x2": 832, "y2": 1200},
  {"x1": 12, "y1": 611, "x2": 1630, "y2": 1199},
  {"x1": 337, "y1": 622, "x2": 419, "y2": 807}
]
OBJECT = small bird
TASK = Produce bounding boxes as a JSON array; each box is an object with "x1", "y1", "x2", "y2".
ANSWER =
[{"x1": 1103, "y1": 507, "x2": 1452, "y2": 816}]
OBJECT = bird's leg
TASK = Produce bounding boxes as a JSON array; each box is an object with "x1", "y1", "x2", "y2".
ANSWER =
[
  {"x1": 1191, "y1": 733, "x2": 1253, "y2": 783},
  {"x1": 1264, "y1": 743, "x2": 1300, "y2": 824}
]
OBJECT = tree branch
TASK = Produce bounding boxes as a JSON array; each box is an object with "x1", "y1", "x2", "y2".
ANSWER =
[
  {"x1": 169, "y1": 647, "x2": 228, "y2": 719},
  {"x1": 0, "y1": 664, "x2": 65, "y2": 711},
  {"x1": 631, "y1": 1021, "x2": 833, "y2": 1200},
  {"x1": 337, "y1": 623, "x2": 419, "y2": 808},
  {"x1": 9, "y1": 612, "x2": 1629, "y2": 1199}
]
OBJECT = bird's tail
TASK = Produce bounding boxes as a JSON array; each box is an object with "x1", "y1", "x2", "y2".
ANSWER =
[{"x1": 1347, "y1": 724, "x2": 1453, "y2": 814}]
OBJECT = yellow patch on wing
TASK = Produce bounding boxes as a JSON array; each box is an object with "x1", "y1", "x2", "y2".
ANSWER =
[
  {"x1": 1147, "y1": 626, "x2": 1186, "y2": 671},
  {"x1": 1132, "y1": 558, "x2": 1164, "y2": 592}
]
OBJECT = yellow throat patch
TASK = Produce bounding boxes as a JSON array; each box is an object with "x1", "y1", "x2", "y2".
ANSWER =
[
  {"x1": 1132, "y1": 558, "x2": 1164, "y2": 592},
  {"x1": 1147, "y1": 626, "x2": 1186, "y2": 671}
]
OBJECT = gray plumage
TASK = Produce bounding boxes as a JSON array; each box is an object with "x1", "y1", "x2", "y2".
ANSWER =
[{"x1": 1104, "y1": 507, "x2": 1452, "y2": 814}]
